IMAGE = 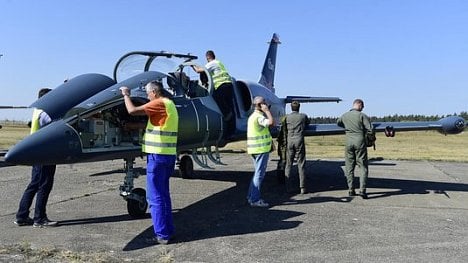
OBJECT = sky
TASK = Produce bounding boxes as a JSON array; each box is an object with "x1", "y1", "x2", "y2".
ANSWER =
[{"x1": 0, "y1": 0, "x2": 467, "y2": 121}]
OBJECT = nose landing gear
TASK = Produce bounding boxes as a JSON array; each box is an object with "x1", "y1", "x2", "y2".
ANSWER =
[{"x1": 119, "y1": 158, "x2": 148, "y2": 217}]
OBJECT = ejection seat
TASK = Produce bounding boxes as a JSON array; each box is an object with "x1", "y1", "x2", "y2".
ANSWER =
[
  {"x1": 167, "y1": 71, "x2": 208, "y2": 98},
  {"x1": 167, "y1": 72, "x2": 190, "y2": 97}
]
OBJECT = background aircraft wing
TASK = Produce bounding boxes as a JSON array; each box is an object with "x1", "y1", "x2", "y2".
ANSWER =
[
  {"x1": 0, "y1": 106, "x2": 28, "y2": 109},
  {"x1": 304, "y1": 123, "x2": 344, "y2": 136},
  {"x1": 304, "y1": 116, "x2": 466, "y2": 136},
  {"x1": 284, "y1": 96, "x2": 341, "y2": 103}
]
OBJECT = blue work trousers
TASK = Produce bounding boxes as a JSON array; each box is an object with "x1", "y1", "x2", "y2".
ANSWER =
[
  {"x1": 247, "y1": 152, "x2": 270, "y2": 203},
  {"x1": 146, "y1": 154, "x2": 176, "y2": 240},
  {"x1": 16, "y1": 164, "x2": 56, "y2": 222}
]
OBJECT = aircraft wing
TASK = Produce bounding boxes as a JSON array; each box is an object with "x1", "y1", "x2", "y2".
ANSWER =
[
  {"x1": 304, "y1": 116, "x2": 466, "y2": 136},
  {"x1": 0, "y1": 106, "x2": 28, "y2": 109},
  {"x1": 284, "y1": 96, "x2": 341, "y2": 104}
]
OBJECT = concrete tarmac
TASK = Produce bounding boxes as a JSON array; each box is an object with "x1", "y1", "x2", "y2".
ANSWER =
[{"x1": 1, "y1": 153, "x2": 468, "y2": 262}]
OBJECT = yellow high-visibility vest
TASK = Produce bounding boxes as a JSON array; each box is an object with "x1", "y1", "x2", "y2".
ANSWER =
[
  {"x1": 211, "y1": 60, "x2": 232, "y2": 89},
  {"x1": 247, "y1": 111, "x2": 272, "y2": 154},
  {"x1": 142, "y1": 98, "x2": 178, "y2": 155},
  {"x1": 30, "y1": 109, "x2": 42, "y2": 134}
]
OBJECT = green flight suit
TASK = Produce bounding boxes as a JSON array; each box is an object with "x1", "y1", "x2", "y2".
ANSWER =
[
  {"x1": 276, "y1": 116, "x2": 287, "y2": 184},
  {"x1": 337, "y1": 109, "x2": 373, "y2": 193},
  {"x1": 284, "y1": 111, "x2": 310, "y2": 193}
]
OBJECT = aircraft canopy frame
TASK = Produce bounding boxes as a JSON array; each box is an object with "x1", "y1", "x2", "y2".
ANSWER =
[{"x1": 113, "y1": 51, "x2": 198, "y2": 83}]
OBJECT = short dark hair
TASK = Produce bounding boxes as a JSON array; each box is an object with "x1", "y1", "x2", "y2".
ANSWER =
[
  {"x1": 291, "y1": 100, "x2": 300, "y2": 111},
  {"x1": 353, "y1": 99, "x2": 364, "y2": 106},
  {"x1": 38, "y1": 88, "x2": 52, "y2": 98},
  {"x1": 206, "y1": 50, "x2": 215, "y2": 59}
]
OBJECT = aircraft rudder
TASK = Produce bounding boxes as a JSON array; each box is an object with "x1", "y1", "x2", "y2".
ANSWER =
[{"x1": 258, "y1": 33, "x2": 281, "y2": 94}]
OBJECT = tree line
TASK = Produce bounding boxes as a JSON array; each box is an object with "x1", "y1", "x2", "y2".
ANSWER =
[{"x1": 309, "y1": 111, "x2": 468, "y2": 124}]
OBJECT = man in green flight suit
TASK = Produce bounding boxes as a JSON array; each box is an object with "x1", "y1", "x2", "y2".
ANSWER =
[{"x1": 337, "y1": 99, "x2": 373, "y2": 199}]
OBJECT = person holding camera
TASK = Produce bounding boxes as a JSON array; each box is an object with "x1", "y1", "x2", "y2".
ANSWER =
[
  {"x1": 337, "y1": 99, "x2": 373, "y2": 199},
  {"x1": 246, "y1": 96, "x2": 274, "y2": 207}
]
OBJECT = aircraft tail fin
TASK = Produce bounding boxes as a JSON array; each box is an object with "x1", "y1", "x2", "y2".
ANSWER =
[{"x1": 258, "y1": 33, "x2": 281, "y2": 93}]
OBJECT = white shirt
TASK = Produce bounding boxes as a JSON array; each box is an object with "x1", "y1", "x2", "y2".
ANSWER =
[
  {"x1": 205, "y1": 60, "x2": 222, "y2": 76},
  {"x1": 255, "y1": 110, "x2": 270, "y2": 128},
  {"x1": 39, "y1": 111, "x2": 52, "y2": 128}
]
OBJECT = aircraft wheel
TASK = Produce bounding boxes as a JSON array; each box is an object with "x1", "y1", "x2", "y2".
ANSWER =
[
  {"x1": 127, "y1": 188, "x2": 148, "y2": 218},
  {"x1": 179, "y1": 155, "x2": 194, "y2": 179}
]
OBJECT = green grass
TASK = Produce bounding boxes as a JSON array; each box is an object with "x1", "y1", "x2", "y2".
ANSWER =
[
  {"x1": 305, "y1": 131, "x2": 468, "y2": 162},
  {"x1": 225, "y1": 130, "x2": 468, "y2": 162},
  {"x1": 0, "y1": 242, "x2": 119, "y2": 263},
  {"x1": 0, "y1": 123, "x2": 29, "y2": 149},
  {"x1": 0, "y1": 242, "x2": 174, "y2": 262}
]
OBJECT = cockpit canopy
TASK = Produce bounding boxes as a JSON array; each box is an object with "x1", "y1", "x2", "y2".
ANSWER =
[
  {"x1": 113, "y1": 51, "x2": 212, "y2": 98},
  {"x1": 113, "y1": 51, "x2": 197, "y2": 83}
]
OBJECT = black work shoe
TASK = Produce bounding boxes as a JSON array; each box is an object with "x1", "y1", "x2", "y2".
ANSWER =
[
  {"x1": 348, "y1": 190, "x2": 357, "y2": 197},
  {"x1": 145, "y1": 236, "x2": 169, "y2": 245},
  {"x1": 359, "y1": 192, "x2": 368, "y2": 199},
  {"x1": 14, "y1": 217, "x2": 34, "y2": 226},
  {"x1": 33, "y1": 219, "x2": 58, "y2": 228}
]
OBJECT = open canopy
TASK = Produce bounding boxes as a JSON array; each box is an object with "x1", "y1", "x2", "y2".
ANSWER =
[{"x1": 113, "y1": 51, "x2": 198, "y2": 83}]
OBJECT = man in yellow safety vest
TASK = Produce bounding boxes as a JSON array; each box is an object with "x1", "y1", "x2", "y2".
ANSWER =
[
  {"x1": 246, "y1": 96, "x2": 274, "y2": 208},
  {"x1": 120, "y1": 81, "x2": 178, "y2": 244},
  {"x1": 15, "y1": 88, "x2": 59, "y2": 228},
  {"x1": 193, "y1": 50, "x2": 235, "y2": 139}
]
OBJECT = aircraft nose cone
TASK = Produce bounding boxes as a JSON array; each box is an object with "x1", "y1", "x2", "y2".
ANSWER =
[{"x1": 5, "y1": 120, "x2": 81, "y2": 165}]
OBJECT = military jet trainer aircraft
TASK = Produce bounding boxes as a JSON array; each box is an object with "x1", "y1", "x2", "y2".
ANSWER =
[{"x1": 5, "y1": 33, "x2": 466, "y2": 217}]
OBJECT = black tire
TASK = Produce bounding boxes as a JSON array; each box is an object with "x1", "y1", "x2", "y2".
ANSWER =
[
  {"x1": 179, "y1": 155, "x2": 194, "y2": 179},
  {"x1": 127, "y1": 188, "x2": 148, "y2": 218}
]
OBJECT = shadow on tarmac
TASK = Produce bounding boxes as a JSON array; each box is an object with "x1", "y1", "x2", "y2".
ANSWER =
[
  {"x1": 122, "y1": 168, "x2": 304, "y2": 250},
  {"x1": 310, "y1": 159, "x2": 468, "y2": 200},
  {"x1": 59, "y1": 214, "x2": 150, "y2": 226},
  {"x1": 0, "y1": 158, "x2": 15, "y2": 168},
  {"x1": 123, "y1": 158, "x2": 467, "y2": 251},
  {"x1": 88, "y1": 167, "x2": 147, "y2": 177},
  {"x1": 5, "y1": 155, "x2": 468, "y2": 251}
]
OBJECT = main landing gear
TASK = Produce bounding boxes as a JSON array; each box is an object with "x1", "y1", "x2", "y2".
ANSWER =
[
  {"x1": 178, "y1": 154, "x2": 194, "y2": 179},
  {"x1": 178, "y1": 146, "x2": 225, "y2": 179}
]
